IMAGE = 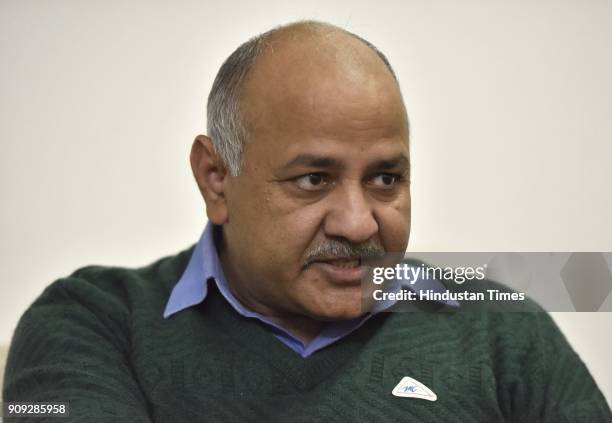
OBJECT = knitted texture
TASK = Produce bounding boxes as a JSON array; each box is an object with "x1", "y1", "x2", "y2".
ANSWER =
[{"x1": 3, "y1": 246, "x2": 611, "y2": 422}]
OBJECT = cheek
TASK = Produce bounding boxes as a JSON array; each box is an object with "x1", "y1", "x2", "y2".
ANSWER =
[
  {"x1": 240, "y1": 189, "x2": 327, "y2": 276},
  {"x1": 377, "y1": 197, "x2": 411, "y2": 252},
  {"x1": 268, "y1": 206, "x2": 326, "y2": 265}
]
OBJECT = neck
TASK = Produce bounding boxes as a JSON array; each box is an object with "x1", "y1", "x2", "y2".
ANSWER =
[
  {"x1": 251, "y1": 309, "x2": 324, "y2": 346},
  {"x1": 224, "y1": 269, "x2": 324, "y2": 345},
  {"x1": 215, "y1": 228, "x2": 323, "y2": 345}
]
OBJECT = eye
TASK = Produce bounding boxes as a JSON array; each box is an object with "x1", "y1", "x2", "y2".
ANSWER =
[
  {"x1": 370, "y1": 173, "x2": 400, "y2": 189},
  {"x1": 294, "y1": 173, "x2": 329, "y2": 191}
]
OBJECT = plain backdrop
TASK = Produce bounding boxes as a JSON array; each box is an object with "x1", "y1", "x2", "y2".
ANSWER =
[{"x1": 1, "y1": 0, "x2": 611, "y2": 406}]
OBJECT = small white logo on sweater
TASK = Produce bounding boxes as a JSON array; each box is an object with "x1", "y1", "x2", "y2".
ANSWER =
[{"x1": 392, "y1": 376, "x2": 437, "y2": 401}]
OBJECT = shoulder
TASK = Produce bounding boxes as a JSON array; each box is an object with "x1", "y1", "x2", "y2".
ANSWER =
[
  {"x1": 382, "y1": 257, "x2": 569, "y2": 360},
  {"x1": 26, "y1": 245, "x2": 195, "y2": 320}
]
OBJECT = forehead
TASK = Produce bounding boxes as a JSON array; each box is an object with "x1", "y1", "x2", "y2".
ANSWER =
[{"x1": 239, "y1": 31, "x2": 409, "y2": 148}]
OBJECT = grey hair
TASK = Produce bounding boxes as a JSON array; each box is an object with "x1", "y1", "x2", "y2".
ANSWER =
[{"x1": 206, "y1": 20, "x2": 401, "y2": 176}]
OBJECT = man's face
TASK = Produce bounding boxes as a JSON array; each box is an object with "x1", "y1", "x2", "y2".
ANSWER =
[{"x1": 220, "y1": 35, "x2": 410, "y2": 321}]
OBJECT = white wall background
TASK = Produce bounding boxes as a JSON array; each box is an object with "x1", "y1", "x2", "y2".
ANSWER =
[{"x1": 1, "y1": 0, "x2": 610, "y2": 406}]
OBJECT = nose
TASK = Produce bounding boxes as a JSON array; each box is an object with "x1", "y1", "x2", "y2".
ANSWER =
[{"x1": 323, "y1": 182, "x2": 379, "y2": 244}]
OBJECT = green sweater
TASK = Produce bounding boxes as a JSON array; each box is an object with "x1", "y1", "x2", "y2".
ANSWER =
[{"x1": 3, "y1": 246, "x2": 611, "y2": 422}]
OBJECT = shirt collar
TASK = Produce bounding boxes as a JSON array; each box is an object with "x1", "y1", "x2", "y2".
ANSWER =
[
  {"x1": 163, "y1": 222, "x2": 222, "y2": 318},
  {"x1": 164, "y1": 223, "x2": 459, "y2": 319}
]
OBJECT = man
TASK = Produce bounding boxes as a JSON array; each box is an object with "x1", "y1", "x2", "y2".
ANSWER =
[{"x1": 3, "y1": 21, "x2": 611, "y2": 422}]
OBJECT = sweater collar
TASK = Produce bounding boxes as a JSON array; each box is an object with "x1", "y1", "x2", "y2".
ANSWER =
[{"x1": 163, "y1": 222, "x2": 458, "y2": 357}]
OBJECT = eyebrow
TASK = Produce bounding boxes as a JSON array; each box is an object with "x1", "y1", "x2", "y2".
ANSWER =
[
  {"x1": 365, "y1": 155, "x2": 410, "y2": 173},
  {"x1": 282, "y1": 154, "x2": 346, "y2": 171},
  {"x1": 281, "y1": 153, "x2": 410, "y2": 173}
]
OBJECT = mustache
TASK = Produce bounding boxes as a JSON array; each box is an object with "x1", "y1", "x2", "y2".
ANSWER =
[{"x1": 302, "y1": 238, "x2": 385, "y2": 267}]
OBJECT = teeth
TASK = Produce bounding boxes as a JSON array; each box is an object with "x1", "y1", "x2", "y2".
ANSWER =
[{"x1": 328, "y1": 259, "x2": 360, "y2": 268}]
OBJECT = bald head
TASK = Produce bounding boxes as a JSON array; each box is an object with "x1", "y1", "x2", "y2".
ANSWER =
[
  {"x1": 255, "y1": 21, "x2": 399, "y2": 84},
  {"x1": 206, "y1": 20, "x2": 408, "y2": 176}
]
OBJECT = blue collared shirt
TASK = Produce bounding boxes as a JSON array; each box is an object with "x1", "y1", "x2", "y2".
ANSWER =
[{"x1": 164, "y1": 223, "x2": 456, "y2": 358}]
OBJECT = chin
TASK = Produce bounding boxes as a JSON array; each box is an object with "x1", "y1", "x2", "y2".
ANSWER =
[
  {"x1": 295, "y1": 278, "x2": 367, "y2": 321},
  {"x1": 307, "y1": 299, "x2": 367, "y2": 321}
]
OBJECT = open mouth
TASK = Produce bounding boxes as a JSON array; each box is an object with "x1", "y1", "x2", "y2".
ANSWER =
[
  {"x1": 309, "y1": 256, "x2": 365, "y2": 284},
  {"x1": 321, "y1": 257, "x2": 361, "y2": 268}
]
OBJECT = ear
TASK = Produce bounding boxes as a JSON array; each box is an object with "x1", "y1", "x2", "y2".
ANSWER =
[{"x1": 190, "y1": 135, "x2": 229, "y2": 224}]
